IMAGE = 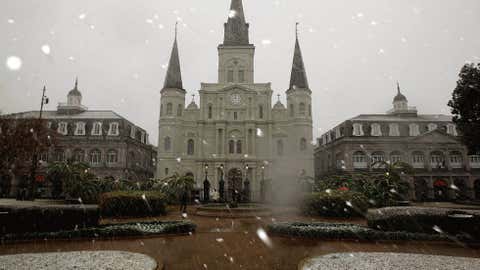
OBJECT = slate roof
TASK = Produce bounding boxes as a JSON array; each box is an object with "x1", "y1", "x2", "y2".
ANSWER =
[{"x1": 349, "y1": 114, "x2": 452, "y2": 122}]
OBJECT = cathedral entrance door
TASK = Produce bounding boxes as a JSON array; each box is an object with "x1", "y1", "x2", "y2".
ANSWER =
[{"x1": 227, "y1": 168, "x2": 243, "y2": 202}]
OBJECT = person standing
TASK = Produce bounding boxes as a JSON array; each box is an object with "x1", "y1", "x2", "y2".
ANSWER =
[{"x1": 180, "y1": 187, "x2": 189, "y2": 214}]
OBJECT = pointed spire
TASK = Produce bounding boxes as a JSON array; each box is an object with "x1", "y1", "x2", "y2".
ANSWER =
[
  {"x1": 223, "y1": 0, "x2": 249, "y2": 46},
  {"x1": 393, "y1": 81, "x2": 407, "y2": 102},
  {"x1": 289, "y1": 23, "x2": 309, "y2": 90},
  {"x1": 68, "y1": 77, "x2": 82, "y2": 97},
  {"x1": 163, "y1": 22, "x2": 183, "y2": 90}
]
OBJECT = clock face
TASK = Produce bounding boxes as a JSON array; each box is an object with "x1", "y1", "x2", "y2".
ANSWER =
[{"x1": 231, "y1": 94, "x2": 241, "y2": 105}]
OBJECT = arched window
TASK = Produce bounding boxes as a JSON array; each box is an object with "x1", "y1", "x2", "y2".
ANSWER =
[
  {"x1": 166, "y1": 103, "x2": 173, "y2": 116},
  {"x1": 229, "y1": 140, "x2": 235, "y2": 154},
  {"x1": 236, "y1": 140, "x2": 242, "y2": 154},
  {"x1": 299, "y1": 103, "x2": 306, "y2": 115},
  {"x1": 430, "y1": 151, "x2": 445, "y2": 169},
  {"x1": 449, "y1": 151, "x2": 463, "y2": 168},
  {"x1": 300, "y1": 138, "x2": 307, "y2": 151},
  {"x1": 412, "y1": 151, "x2": 425, "y2": 168},
  {"x1": 289, "y1": 104, "x2": 294, "y2": 117},
  {"x1": 107, "y1": 149, "x2": 118, "y2": 164},
  {"x1": 238, "y1": 70, "x2": 245, "y2": 83},
  {"x1": 208, "y1": 105, "x2": 213, "y2": 119},
  {"x1": 259, "y1": 105, "x2": 264, "y2": 119},
  {"x1": 277, "y1": 140, "x2": 284, "y2": 156},
  {"x1": 187, "y1": 139, "x2": 195, "y2": 155},
  {"x1": 371, "y1": 151, "x2": 385, "y2": 168},
  {"x1": 308, "y1": 104, "x2": 312, "y2": 117},
  {"x1": 90, "y1": 149, "x2": 102, "y2": 165},
  {"x1": 390, "y1": 151, "x2": 403, "y2": 163},
  {"x1": 164, "y1": 137, "x2": 171, "y2": 151},
  {"x1": 73, "y1": 149, "x2": 85, "y2": 163},
  {"x1": 54, "y1": 149, "x2": 65, "y2": 162},
  {"x1": 160, "y1": 104, "x2": 163, "y2": 117},
  {"x1": 177, "y1": 104, "x2": 183, "y2": 116},
  {"x1": 353, "y1": 151, "x2": 367, "y2": 169}
]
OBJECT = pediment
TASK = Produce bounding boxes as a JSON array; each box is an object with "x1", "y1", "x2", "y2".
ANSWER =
[
  {"x1": 410, "y1": 129, "x2": 460, "y2": 144},
  {"x1": 221, "y1": 84, "x2": 257, "y2": 94}
]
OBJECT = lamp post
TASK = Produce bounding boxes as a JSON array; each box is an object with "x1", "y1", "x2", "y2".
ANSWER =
[
  {"x1": 218, "y1": 164, "x2": 225, "y2": 202},
  {"x1": 203, "y1": 163, "x2": 210, "y2": 202},
  {"x1": 27, "y1": 86, "x2": 49, "y2": 201},
  {"x1": 244, "y1": 164, "x2": 250, "y2": 202},
  {"x1": 260, "y1": 165, "x2": 265, "y2": 202}
]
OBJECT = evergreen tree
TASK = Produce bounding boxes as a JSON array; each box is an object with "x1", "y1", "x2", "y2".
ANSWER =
[{"x1": 448, "y1": 63, "x2": 480, "y2": 154}]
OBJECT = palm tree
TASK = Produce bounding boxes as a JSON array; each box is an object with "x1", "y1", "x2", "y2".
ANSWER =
[
  {"x1": 156, "y1": 173, "x2": 195, "y2": 203},
  {"x1": 369, "y1": 160, "x2": 412, "y2": 206},
  {"x1": 47, "y1": 160, "x2": 93, "y2": 199}
]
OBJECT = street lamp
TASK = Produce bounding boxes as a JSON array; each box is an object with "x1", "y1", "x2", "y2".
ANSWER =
[
  {"x1": 244, "y1": 164, "x2": 250, "y2": 202},
  {"x1": 203, "y1": 163, "x2": 210, "y2": 202},
  {"x1": 219, "y1": 164, "x2": 225, "y2": 201},
  {"x1": 260, "y1": 165, "x2": 266, "y2": 202},
  {"x1": 27, "y1": 86, "x2": 49, "y2": 201}
]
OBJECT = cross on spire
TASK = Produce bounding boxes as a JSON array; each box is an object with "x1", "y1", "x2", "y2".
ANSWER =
[
  {"x1": 296, "y1": 22, "x2": 299, "y2": 40},
  {"x1": 74, "y1": 77, "x2": 78, "y2": 89},
  {"x1": 175, "y1": 21, "x2": 178, "y2": 40},
  {"x1": 397, "y1": 81, "x2": 401, "y2": 94},
  {"x1": 289, "y1": 22, "x2": 309, "y2": 90}
]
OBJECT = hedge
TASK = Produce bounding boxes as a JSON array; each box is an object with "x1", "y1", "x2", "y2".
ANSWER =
[
  {"x1": 301, "y1": 190, "x2": 369, "y2": 218},
  {"x1": 1, "y1": 220, "x2": 196, "y2": 243},
  {"x1": 367, "y1": 207, "x2": 480, "y2": 241},
  {"x1": 0, "y1": 205, "x2": 99, "y2": 234},
  {"x1": 99, "y1": 191, "x2": 167, "y2": 218},
  {"x1": 267, "y1": 222, "x2": 449, "y2": 242}
]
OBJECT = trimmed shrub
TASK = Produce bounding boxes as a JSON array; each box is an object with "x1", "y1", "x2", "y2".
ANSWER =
[
  {"x1": 301, "y1": 190, "x2": 369, "y2": 218},
  {"x1": 1, "y1": 220, "x2": 196, "y2": 242},
  {"x1": 267, "y1": 222, "x2": 449, "y2": 242},
  {"x1": 99, "y1": 191, "x2": 167, "y2": 218},
  {"x1": 0, "y1": 205, "x2": 99, "y2": 234},
  {"x1": 367, "y1": 207, "x2": 480, "y2": 241}
]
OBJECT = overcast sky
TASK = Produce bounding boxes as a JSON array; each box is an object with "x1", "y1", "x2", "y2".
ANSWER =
[{"x1": 1, "y1": 0, "x2": 479, "y2": 145}]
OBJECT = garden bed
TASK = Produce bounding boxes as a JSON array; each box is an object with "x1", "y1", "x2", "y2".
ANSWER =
[
  {"x1": 0, "y1": 204, "x2": 99, "y2": 234},
  {"x1": 267, "y1": 222, "x2": 450, "y2": 242},
  {"x1": 1, "y1": 220, "x2": 196, "y2": 243},
  {"x1": 367, "y1": 207, "x2": 480, "y2": 241}
]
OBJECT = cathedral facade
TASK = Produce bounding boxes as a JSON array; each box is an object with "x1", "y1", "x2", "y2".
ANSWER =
[{"x1": 157, "y1": 0, "x2": 314, "y2": 201}]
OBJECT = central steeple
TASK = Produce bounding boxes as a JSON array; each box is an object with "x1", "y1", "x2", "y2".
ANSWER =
[{"x1": 223, "y1": 0, "x2": 250, "y2": 46}]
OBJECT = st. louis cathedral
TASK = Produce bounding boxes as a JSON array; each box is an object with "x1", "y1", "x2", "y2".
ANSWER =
[{"x1": 157, "y1": 0, "x2": 313, "y2": 201}]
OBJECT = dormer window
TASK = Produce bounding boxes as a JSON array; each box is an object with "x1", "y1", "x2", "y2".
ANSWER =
[
  {"x1": 409, "y1": 123, "x2": 420, "y2": 136},
  {"x1": 428, "y1": 123, "x2": 438, "y2": 132},
  {"x1": 74, "y1": 122, "x2": 86, "y2": 136},
  {"x1": 57, "y1": 122, "x2": 68, "y2": 135},
  {"x1": 92, "y1": 122, "x2": 102, "y2": 136},
  {"x1": 353, "y1": 123, "x2": 364, "y2": 136},
  {"x1": 447, "y1": 124, "x2": 457, "y2": 136},
  {"x1": 389, "y1": 123, "x2": 400, "y2": 136},
  {"x1": 130, "y1": 126, "x2": 136, "y2": 138},
  {"x1": 108, "y1": 122, "x2": 119, "y2": 136},
  {"x1": 371, "y1": 123, "x2": 382, "y2": 136}
]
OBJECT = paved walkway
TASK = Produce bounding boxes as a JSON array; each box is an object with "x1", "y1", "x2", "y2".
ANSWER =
[
  {"x1": 301, "y1": 252, "x2": 480, "y2": 270},
  {"x1": 1, "y1": 207, "x2": 479, "y2": 270},
  {"x1": 0, "y1": 251, "x2": 157, "y2": 270}
]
